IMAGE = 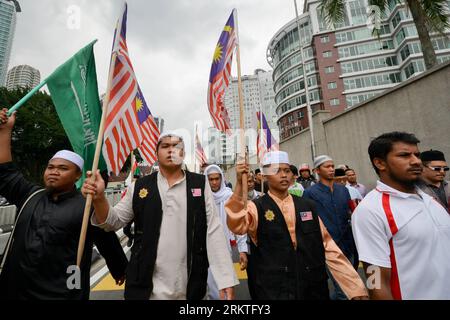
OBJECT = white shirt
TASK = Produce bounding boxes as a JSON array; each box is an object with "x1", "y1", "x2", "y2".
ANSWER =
[
  {"x1": 346, "y1": 185, "x2": 363, "y2": 201},
  {"x1": 91, "y1": 171, "x2": 239, "y2": 299},
  {"x1": 352, "y1": 180, "x2": 450, "y2": 299}
]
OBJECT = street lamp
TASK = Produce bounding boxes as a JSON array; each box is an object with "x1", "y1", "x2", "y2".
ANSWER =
[{"x1": 293, "y1": 0, "x2": 316, "y2": 162}]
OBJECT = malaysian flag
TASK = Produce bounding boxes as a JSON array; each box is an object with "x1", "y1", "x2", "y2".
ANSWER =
[
  {"x1": 257, "y1": 111, "x2": 279, "y2": 164},
  {"x1": 207, "y1": 10, "x2": 237, "y2": 133},
  {"x1": 195, "y1": 132, "x2": 208, "y2": 167},
  {"x1": 102, "y1": 3, "x2": 159, "y2": 175}
]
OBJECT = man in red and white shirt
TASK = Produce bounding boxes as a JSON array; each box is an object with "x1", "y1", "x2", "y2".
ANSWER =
[{"x1": 352, "y1": 132, "x2": 450, "y2": 300}]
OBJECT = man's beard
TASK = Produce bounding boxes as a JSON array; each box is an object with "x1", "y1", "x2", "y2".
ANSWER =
[
  {"x1": 389, "y1": 169, "x2": 419, "y2": 189},
  {"x1": 45, "y1": 185, "x2": 56, "y2": 194}
]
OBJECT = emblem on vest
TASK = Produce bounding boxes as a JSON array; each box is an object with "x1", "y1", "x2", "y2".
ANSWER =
[
  {"x1": 265, "y1": 210, "x2": 275, "y2": 221},
  {"x1": 139, "y1": 188, "x2": 149, "y2": 199},
  {"x1": 300, "y1": 211, "x2": 313, "y2": 221},
  {"x1": 191, "y1": 188, "x2": 202, "y2": 197}
]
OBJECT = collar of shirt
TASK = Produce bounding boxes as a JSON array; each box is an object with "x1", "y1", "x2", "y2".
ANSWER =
[
  {"x1": 375, "y1": 180, "x2": 428, "y2": 201},
  {"x1": 47, "y1": 187, "x2": 78, "y2": 203},
  {"x1": 268, "y1": 190, "x2": 292, "y2": 205},
  {"x1": 157, "y1": 170, "x2": 186, "y2": 189},
  {"x1": 317, "y1": 181, "x2": 337, "y2": 193}
]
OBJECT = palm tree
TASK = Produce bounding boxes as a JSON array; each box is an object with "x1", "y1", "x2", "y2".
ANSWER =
[{"x1": 320, "y1": 0, "x2": 450, "y2": 69}]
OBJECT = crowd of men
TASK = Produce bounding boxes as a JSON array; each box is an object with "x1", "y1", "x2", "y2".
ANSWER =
[{"x1": 1, "y1": 108, "x2": 450, "y2": 300}]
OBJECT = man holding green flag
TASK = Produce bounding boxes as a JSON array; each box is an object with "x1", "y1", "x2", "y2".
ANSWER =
[
  {"x1": 46, "y1": 40, "x2": 107, "y2": 187},
  {"x1": 0, "y1": 41, "x2": 128, "y2": 300}
]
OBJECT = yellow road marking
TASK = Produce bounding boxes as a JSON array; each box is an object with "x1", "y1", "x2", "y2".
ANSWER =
[
  {"x1": 92, "y1": 274, "x2": 124, "y2": 292},
  {"x1": 92, "y1": 263, "x2": 248, "y2": 292},
  {"x1": 234, "y1": 263, "x2": 248, "y2": 280}
]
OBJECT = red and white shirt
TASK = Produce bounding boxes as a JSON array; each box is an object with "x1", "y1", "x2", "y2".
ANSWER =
[{"x1": 352, "y1": 181, "x2": 450, "y2": 300}]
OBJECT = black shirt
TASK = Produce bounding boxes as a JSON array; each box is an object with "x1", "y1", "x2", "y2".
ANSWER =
[
  {"x1": 0, "y1": 162, "x2": 128, "y2": 300},
  {"x1": 428, "y1": 182, "x2": 449, "y2": 210}
]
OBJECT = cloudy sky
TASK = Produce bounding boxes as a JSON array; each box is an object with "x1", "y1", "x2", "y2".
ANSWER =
[
  {"x1": 10, "y1": 0, "x2": 304, "y2": 162},
  {"x1": 9, "y1": 0, "x2": 303, "y2": 166}
]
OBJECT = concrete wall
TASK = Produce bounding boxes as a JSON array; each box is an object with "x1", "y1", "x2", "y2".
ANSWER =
[{"x1": 225, "y1": 61, "x2": 450, "y2": 190}]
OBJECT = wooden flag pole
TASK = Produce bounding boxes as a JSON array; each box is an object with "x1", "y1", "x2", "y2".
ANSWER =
[
  {"x1": 76, "y1": 51, "x2": 118, "y2": 267},
  {"x1": 259, "y1": 105, "x2": 264, "y2": 194},
  {"x1": 194, "y1": 124, "x2": 198, "y2": 173},
  {"x1": 234, "y1": 9, "x2": 248, "y2": 207}
]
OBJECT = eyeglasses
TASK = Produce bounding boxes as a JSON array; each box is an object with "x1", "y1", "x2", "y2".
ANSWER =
[{"x1": 427, "y1": 166, "x2": 449, "y2": 172}]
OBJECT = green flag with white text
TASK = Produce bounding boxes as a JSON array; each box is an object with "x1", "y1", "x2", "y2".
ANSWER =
[{"x1": 46, "y1": 40, "x2": 106, "y2": 188}]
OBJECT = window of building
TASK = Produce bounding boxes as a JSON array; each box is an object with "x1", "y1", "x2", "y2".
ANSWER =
[
  {"x1": 346, "y1": 92, "x2": 378, "y2": 107},
  {"x1": 323, "y1": 51, "x2": 333, "y2": 58},
  {"x1": 328, "y1": 82, "x2": 337, "y2": 89},
  {"x1": 324, "y1": 66, "x2": 335, "y2": 74},
  {"x1": 341, "y1": 56, "x2": 398, "y2": 73},
  {"x1": 329, "y1": 98, "x2": 340, "y2": 106},
  {"x1": 403, "y1": 60, "x2": 425, "y2": 79},
  {"x1": 344, "y1": 72, "x2": 402, "y2": 90},
  {"x1": 338, "y1": 40, "x2": 395, "y2": 58},
  {"x1": 307, "y1": 75, "x2": 318, "y2": 88},
  {"x1": 320, "y1": 35, "x2": 330, "y2": 43},
  {"x1": 349, "y1": 0, "x2": 367, "y2": 26}
]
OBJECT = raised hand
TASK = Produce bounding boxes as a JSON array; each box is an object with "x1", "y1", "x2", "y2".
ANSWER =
[
  {"x1": 81, "y1": 169, "x2": 106, "y2": 200},
  {"x1": 0, "y1": 108, "x2": 15, "y2": 130}
]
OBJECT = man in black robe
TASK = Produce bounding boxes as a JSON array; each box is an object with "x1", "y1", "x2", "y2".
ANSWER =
[{"x1": 0, "y1": 108, "x2": 128, "y2": 300}]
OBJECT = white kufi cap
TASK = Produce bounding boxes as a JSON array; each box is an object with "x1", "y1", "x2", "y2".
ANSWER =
[
  {"x1": 313, "y1": 155, "x2": 333, "y2": 169},
  {"x1": 51, "y1": 150, "x2": 84, "y2": 171},
  {"x1": 262, "y1": 151, "x2": 290, "y2": 166}
]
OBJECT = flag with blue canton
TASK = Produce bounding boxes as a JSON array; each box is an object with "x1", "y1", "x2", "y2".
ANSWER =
[
  {"x1": 257, "y1": 110, "x2": 279, "y2": 164},
  {"x1": 102, "y1": 2, "x2": 160, "y2": 175},
  {"x1": 207, "y1": 9, "x2": 238, "y2": 133}
]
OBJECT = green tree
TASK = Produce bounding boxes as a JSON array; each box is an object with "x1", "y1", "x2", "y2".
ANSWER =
[
  {"x1": 319, "y1": 0, "x2": 449, "y2": 69},
  {"x1": 0, "y1": 87, "x2": 71, "y2": 183}
]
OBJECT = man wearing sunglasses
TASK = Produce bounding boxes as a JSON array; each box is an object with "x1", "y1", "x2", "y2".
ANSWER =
[{"x1": 418, "y1": 150, "x2": 450, "y2": 213}]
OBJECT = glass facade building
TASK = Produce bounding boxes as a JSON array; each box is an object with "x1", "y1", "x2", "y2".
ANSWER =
[
  {"x1": 267, "y1": 0, "x2": 450, "y2": 141},
  {"x1": 0, "y1": 0, "x2": 17, "y2": 86}
]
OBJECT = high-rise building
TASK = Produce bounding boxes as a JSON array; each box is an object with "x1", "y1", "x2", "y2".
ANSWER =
[
  {"x1": 154, "y1": 116, "x2": 164, "y2": 133},
  {"x1": 206, "y1": 126, "x2": 233, "y2": 165},
  {"x1": 267, "y1": 0, "x2": 450, "y2": 141},
  {"x1": 6, "y1": 64, "x2": 40, "y2": 90},
  {"x1": 224, "y1": 69, "x2": 278, "y2": 134},
  {"x1": 220, "y1": 69, "x2": 278, "y2": 162},
  {"x1": 0, "y1": 0, "x2": 19, "y2": 86}
]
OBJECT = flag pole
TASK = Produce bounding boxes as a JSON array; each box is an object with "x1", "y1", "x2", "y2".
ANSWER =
[
  {"x1": 259, "y1": 106, "x2": 264, "y2": 194},
  {"x1": 194, "y1": 124, "x2": 198, "y2": 173},
  {"x1": 76, "y1": 51, "x2": 118, "y2": 267},
  {"x1": 131, "y1": 151, "x2": 136, "y2": 177},
  {"x1": 7, "y1": 79, "x2": 47, "y2": 116},
  {"x1": 294, "y1": 0, "x2": 316, "y2": 162},
  {"x1": 234, "y1": 8, "x2": 248, "y2": 207}
]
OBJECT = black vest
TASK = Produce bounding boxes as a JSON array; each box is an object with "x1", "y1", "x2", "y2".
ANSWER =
[
  {"x1": 125, "y1": 171, "x2": 209, "y2": 300},
  {"x1": 248, "y1": 194, "x2": 329, "y2": 300}
]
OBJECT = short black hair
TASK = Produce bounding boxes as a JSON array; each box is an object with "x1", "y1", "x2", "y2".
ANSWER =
[
  {"x1": 345, "y1": 168, "x2": 355, "y2": 174},
  {"x1": 368, "y1": 132, "x2": 420, "y2": 175},
  {"x1": 156, "y1": 135, "x2": 184, "y2": 152},
  {"x1": 255, "y1": 168, "x2": 261, "y2": 175},
  {"x1": 334, "y1": 168, "x2": 346, "y2": 177},
  {"x1": 289, "y1": 165, "x2": 298, "y2": 176}
]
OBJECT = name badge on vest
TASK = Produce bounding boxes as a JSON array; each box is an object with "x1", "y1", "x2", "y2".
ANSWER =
[
  {"x1": 191, "y1": 188, "x2": 202, "y2": 197},
  {"x1": 300, "y1": 211, "x2": 313, "y2": 222}
]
